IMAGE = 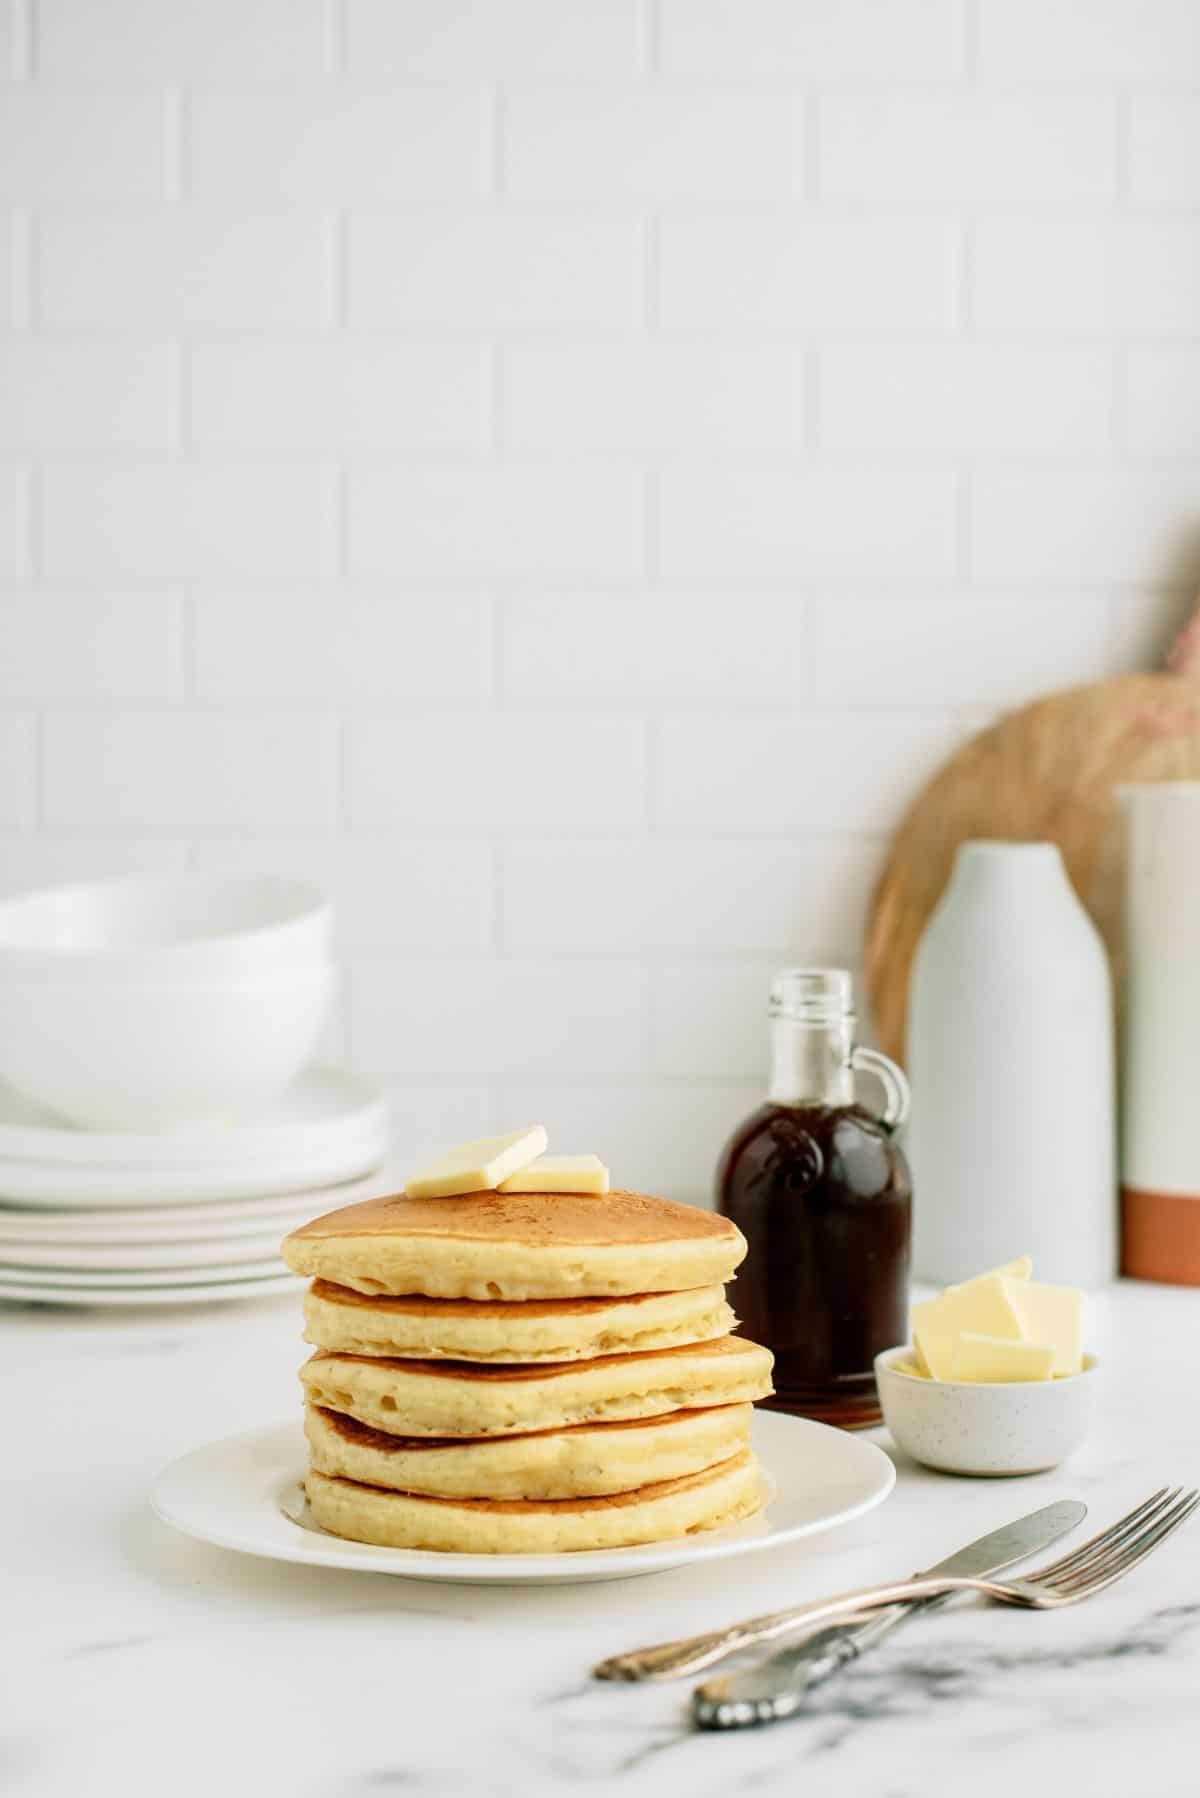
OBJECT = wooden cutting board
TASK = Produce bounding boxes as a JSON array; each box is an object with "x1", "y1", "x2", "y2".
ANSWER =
[{"x1": 864, "y1": 601, "x2": 1200, "y2": 1067}]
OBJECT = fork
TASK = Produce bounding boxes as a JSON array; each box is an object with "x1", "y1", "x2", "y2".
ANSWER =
[{"x1": 594, "y1": 1487, "x2": 1199, "y2": 1683}]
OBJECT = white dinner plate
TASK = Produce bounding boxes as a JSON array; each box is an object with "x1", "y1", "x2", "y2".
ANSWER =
[
  {"x1": 0, "y1": 1068, "x2": 387, "y2": 1167},
  {"x1": 0, "y1": 1174, "x2": 385, "y2": 1241},
  {"x1": 150, "y1": 1411, "x2": 895, "y2": 1586},
  {"x1": 0, "y1": 1257, "x2": 287, "y2": 1288},
  {"x1": 0, "y1": 1136, "x2": 388, "y2": 1206},
  {"x1": 0, "y1": 1272, "x2": 304, "y2": 1308},
  {"x1": 0, "y1": 1233, "x2": 290, "y2": 1271}
]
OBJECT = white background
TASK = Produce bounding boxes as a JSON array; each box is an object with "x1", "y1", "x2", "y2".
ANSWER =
[{"x1": 2, "y1": 0, "x2": 1199, "y2": 1198}]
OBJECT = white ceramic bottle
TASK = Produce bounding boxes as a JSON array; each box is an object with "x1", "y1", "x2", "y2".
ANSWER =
[{"x1": 907, "y1": 840, "x2": 1116, "y2": 1289}]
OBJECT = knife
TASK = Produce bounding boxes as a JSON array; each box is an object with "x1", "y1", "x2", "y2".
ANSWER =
[{"x1": 691, "y1": 1498, "x2": 1087, "y2": 1730}]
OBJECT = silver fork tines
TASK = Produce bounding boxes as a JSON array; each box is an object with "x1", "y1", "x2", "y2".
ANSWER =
[
  {"x1": 1031, "y1": 1487, "x2": 1176, "y2": 1588},
  {"x1": 1034, "y1": 1488, "x2": 1200, "y2": 1599}
]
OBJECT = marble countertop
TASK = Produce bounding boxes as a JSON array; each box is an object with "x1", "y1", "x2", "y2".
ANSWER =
[{"x1": 5, "y1": 1279, "x2": 1200, "y2": 1798}]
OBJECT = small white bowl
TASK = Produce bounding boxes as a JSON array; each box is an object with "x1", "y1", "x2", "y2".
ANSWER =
[
  {"x1": 875, "y1": 1344, "x2": 1099, "y2": 1477},
  {"x1": 0, "y1": 874, "x2": 333, "y2": 980},
  {"x1": 0, "y1": 965, "x2": 335, "y2": 1131}
]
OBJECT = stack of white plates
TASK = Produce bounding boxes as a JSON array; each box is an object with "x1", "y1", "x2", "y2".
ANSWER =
[{"x1": 0, "y1": 1067, "x2": 389, "y2": 1308}]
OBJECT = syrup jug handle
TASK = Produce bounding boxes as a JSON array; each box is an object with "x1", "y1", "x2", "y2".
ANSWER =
[{"x1": 850, "y1": 1046, "x2": 910, "y2": 1131}]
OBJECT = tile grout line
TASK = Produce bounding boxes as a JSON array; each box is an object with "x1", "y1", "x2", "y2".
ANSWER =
[
  {"x1": 12, "y1": 0, "x2": 32, "y2": 78},
  {"x1": 326, "y1": 0, "x2": 346, "y2": 74},
  {"x1": 962, "y1": 0, "x2": 979, "y2": 81},
  {"x1": 638, "y1": 0, "x2": 660, "y2": 81}
]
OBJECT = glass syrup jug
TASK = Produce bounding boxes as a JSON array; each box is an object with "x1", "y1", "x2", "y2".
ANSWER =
[{"x1": 717, "y1": 968, "x2": 912, "y2": 1429}]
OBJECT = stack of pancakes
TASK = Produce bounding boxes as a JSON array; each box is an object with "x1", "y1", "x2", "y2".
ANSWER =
[{"x1": 280, "y1": 1188, "x2": 774, "y2": 1553}]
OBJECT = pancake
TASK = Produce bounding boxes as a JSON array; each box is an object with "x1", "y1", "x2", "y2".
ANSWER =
[
  {"x1": 299, "y1": 1335, "x2": 774, "y2": 1439},
  {"x1": 305, "y1": 1401, "x2": 754, "y2": 1499},
  {"x1": 303, "y1": 1279, "x2": 736, "y2": 1362},
  {"x1": 304, "y1": 1447, "x2": 763, "y2": 1553},
  {"x1": 281, "y1": 1189, "x2": 745, "y2": 1301}
]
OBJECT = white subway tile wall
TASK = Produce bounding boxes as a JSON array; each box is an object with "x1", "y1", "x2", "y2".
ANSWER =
[
  {"x1": 0, "y1": 93, "x2": 169, "y2": 199},
  {"x1": 0, "y1": 342, "x2": 172, "y2": 449},
  {"x1": 2, "y1": 0, "x2": 1198, "y2": 1200}
]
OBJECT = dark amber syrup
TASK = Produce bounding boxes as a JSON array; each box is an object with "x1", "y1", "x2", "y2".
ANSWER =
[{"x1": 717, "y1": 1101, "x2": 911, "y2": 1429}]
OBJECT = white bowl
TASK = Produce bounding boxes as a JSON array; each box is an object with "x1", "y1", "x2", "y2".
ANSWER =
[
  {"x1": 0, "y1": 965, "x2": 335, "y2": 1131},
  {"x1": 875, "y1": 1344, "x2": 1099, "y2": 1477},
  {"x1": 0, "y1": 874, "x2": 333, "y2": 980}
]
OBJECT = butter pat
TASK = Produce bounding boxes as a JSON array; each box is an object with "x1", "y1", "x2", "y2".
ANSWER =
[
  {"x1": 1004, "y1": 1278, "x2": 1083, "y2": 1376},
  {"x1": 912, "y1": 1277, "x2": 1025, "y2": 1382},
  {"x1": 897, "y1": 1357, "x2": 930, "y2": 1379},
  {"x1": 948, "y1": 1333, "x2": 1055, "y2": 1383},
  {"x1": 910, "y1": 1253, "x2": 1086, "y2": 1385},
  {"x1": 497, "y1": 1154, "x2": 610, "y2": 1194},
  {"x1": 950, "y1": 1255, "x2": 1032, "y2": 1288},
  {"x1": 404, "y1": 1126, "x2": 547, "y2": 1199}
]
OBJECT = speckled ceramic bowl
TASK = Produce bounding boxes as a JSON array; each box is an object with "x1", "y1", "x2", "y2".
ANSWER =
[{"x1": 875, "y1": 1344, "x2": 1099, "y2": 1477}]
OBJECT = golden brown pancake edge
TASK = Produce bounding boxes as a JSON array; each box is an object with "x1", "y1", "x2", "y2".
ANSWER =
[
  {"x1": 312, "y1": 1401, "x2": 750, "y2": 1453},
  {"x1": 309, "y1": 1278, "x2": 692, "y2": 1319},
  {"x1": 305, "y1": 1333, "x2": 759, "y2": 1383},
  {"x1": 289, "y1": 1188, "x2": 739, "y2": 1248},
  {"x1": 313, "y1": 1447, "x2": 753, "y2": 1515}
]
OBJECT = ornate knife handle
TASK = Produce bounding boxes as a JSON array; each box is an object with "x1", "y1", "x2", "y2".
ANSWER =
[
  {"x1": 691, "y1": 1603, "x2": 921, "y2": 1728},
  {"x1": 592, "y1": 1594, "x2": 896, "y2": 1683}
]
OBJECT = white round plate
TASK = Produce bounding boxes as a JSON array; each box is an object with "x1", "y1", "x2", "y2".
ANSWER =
[
  {"x1": 0, "y1": 1068, "x2": 387, "y2": 1168},
  {"x1": 0, "y1": 1173, "x2": 385, "y2": 1240},
  {"x1": 0, "y1": 1233, "x2": 290, "y2": 1271},
  {"x1": 150, "y1": 1410, "x2": 895, "y2": 1587},
  {"x1": 0, "y1": 1209, "x2": 317, "y2": 1248},
  {"x1": 0, "y1": 1272, "x2": 304, "y2": 1308},
  {"x1": 0, "y1": 1135, "x2": 388, "y2": 1206},
  {"x1": 0, "y1": 1256, "x2": 287, "y2": 1288}
]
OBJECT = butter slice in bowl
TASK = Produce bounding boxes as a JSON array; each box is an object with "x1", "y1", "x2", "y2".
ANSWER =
[
  {"x1": 948, "y1": 1333, "x2": 1055, "y2": 1384},
  {"x1": 912, "y1": 1258, "x2": 1083, "y2": 1383},
  {"x1": 877, "y1": 1257, "x2": 1097, "y2": 1476}
]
